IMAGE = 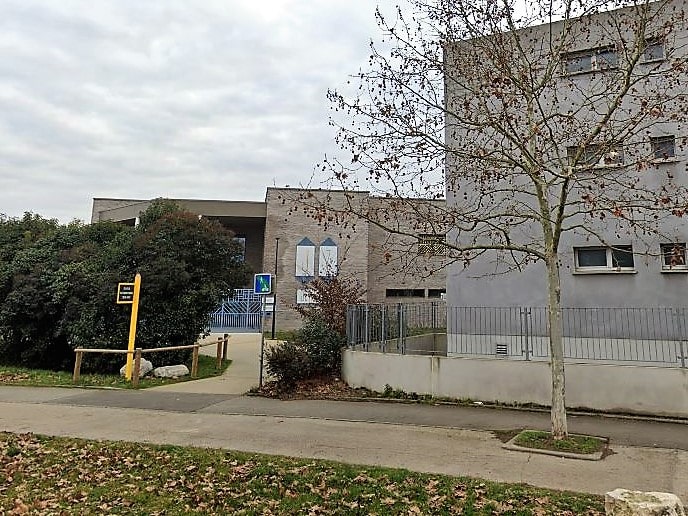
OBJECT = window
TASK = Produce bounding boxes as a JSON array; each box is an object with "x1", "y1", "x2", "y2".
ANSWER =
[
  {"x1": 296, "y1": 289, "x2": 316, "y2": 304},
  {"x1": 295, "y1": 237, "x2": 315, "y2": 277},
  {"x1": 660, "y1": 243, "x2": 687, "y2": 270},
  {"x1": 596, "y1": 48, "x2": 618, "y2": 69},
  {"x1": 318, "y1": 238, "x2": 338, "y2": 277},
  {"x1": 650, "y1": 136, "x2": 675, "y2": 160},
  {"x1": 418, "y1": 234, "x2": 446, "y2": 255},
  {"x1": 386, "y1": 288, "x2": 425, "y2": 298},
  {"x1": 575, "y1": 246, "x2": 635, "y2": 271},
  {"x1": 427, "y1": 288, "x2": 446, "y2": 298},
  {"x1": 567, "y1": 144, "x2": 624, "y2": 169},
  {"x1": 563, "y1": 47, "x2": 618, "y2": 75},
  {"x1": 232, "y1": 236, "x2": 246, "y2": 262},
  {"x1": 643, "y1": 40, "x2": 664, "y2": 62}
]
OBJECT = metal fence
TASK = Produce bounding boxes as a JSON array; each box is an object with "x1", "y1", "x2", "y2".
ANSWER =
[
  {"x1": 347, "y1": 302, "x2": 447, "y2": 355},
  {"x1": 346, "y1": 303, "x2": 688, "y2": 368},
  {"x1": 209, "y1": 289, "x2": 262, "y2": 331}
]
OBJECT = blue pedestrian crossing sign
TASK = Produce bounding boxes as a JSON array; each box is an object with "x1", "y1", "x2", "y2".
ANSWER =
[{"x1": 253, "y1": 273, "x2": 272, "y2": 295}]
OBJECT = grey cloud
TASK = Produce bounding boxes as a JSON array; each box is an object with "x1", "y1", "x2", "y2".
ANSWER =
[{"x1": 0, "y1": 0, "x2": 381, "y2": 222}]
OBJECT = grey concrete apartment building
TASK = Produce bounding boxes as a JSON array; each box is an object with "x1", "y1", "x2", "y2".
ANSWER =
[
  {"x1": 92, "y1": 187, "x2": 447, "y2": 329},
  {"x1": 444, "y1": 1, "x2": 688, "y2": 314}
]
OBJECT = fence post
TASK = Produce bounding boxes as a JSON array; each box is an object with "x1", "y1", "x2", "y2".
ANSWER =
[
  {"x1": 399, "y1": 303, "x2": 406, "y2": 355},
  {"x1": 381, "y1": 304, "x2": 387, "y2": 353},
  {"x1": 191, "y1": 344, "x2": 200, "y2": 378},
  {"x1": 677, "y1": 308, "x2": 687, "y2": 368},
  {"x1": 132, "y1": 348, "x2": 142, "y2": 387},
  {"x1": 432, "y1": 301, "x2": 437, "y2": 331},
  {"x1": 397, "y1": 303, "x2": 403, "y2": 354},
  {"x1": 346, "y1": 305, "x2": 353, "y2": 348},
  {"x1": 73, "y1": 350, "x2": 83, "y2": 384},
  {"x1": 521, "y1": 308, "x2": 531, "y2": 361},
  {"x1": 216, "y1": 337, "x2": 223, "y2": 370},
  {"x1": 365, "y1": 303, "x2": 370, "y2": 351},
  {"x1": 223, "y1": 333, "x2": 229, "y2": 362}
]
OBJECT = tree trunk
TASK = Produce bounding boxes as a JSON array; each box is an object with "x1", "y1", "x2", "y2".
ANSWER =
[{"x1": 546, "y1": 253, "x2": 568, "y2": 439}]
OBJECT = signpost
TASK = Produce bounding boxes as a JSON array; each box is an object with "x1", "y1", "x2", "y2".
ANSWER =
[
  {"x1": 117, "y1": 273, "x2": 142, "y2": 381},
  {"x1": 254, "y1": 273, "x2": 272, "y2": 388}
]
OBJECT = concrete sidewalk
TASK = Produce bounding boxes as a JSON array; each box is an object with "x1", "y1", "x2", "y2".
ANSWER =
[
  {"x1": 149, "y1": 332, "x2": 262, "y2": 394},
  {"x1": 0, "y1": 384, "x2": 686, "y2": 501}
]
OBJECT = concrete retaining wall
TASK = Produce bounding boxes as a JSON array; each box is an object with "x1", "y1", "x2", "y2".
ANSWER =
[
  {"x1": 360, "y1": 333, "x2": 447, "y2": 356},
  {"x1": 342, "y1": 350, "x2": 688, "y2": 417}
]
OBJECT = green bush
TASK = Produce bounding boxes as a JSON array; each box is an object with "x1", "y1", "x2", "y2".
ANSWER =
[
  {"x1": 265, "y1": 276, "x2": 362, "y2": 390},
  {"x1": 264, "y1": 341, "x2": 311, "y2": 387},
  {"x1": 0, "y1": 201, "x2": 249, "y2": 372},
  {"x1": 298, "y1": 318, "x2": 346, "y2": 376},
  {"x1": 263, "y1": 318, "x2": 346, "y2": 389}
]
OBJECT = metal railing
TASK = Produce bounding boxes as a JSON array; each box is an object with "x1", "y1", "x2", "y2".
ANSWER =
[
  {"x1": 347, "y1": 302, "x2": 447, "y2": 355},
  {"x1": 346, "y1": 303, "x2": 688, "y2": 368}
]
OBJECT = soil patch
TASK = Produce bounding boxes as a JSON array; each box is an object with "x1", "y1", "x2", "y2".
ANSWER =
[{"x1": 256, "y1": 377, "x2": 377, "y2": 400}]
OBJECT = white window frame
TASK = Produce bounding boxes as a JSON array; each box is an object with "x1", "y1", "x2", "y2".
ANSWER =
[
  {"x1": 318, "y1": 238, "x2": 338, "y2": 277},
  {"x1": 660, "y1": 243, "x2": 688, "y2": 271},
  {"x1": 562, "y1": 47, "x2": 618, "y2": 75},
  {"x1": 296, "y1": 289, "x2": 317, "y2": 305},
  {"x1": 650, "y1": 135, "x2": 676, "y2": 162},
  {"x1": 567, "y1": 144, "x2": 624, "y2": 170},
  {"x1": 295, "y1": 238, "x2": 316, "y2": 277},
  {"x1": 574, "y1": 246, "x2": 635, "y2": 272}
]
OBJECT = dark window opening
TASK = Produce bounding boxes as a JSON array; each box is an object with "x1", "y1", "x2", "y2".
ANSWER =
[
  {"x1": 386, "y1": 289, "x2": 425, "y2": 298},
  {"x1": 643, "y1": 40, "x2": 665, "y2": 62},
  {"x1": 661, "y1": 243, "x2": 687, "y2": 269},
  {"x1": 233, "y1": 236, "x2": 246, "y2": 262},
  {"x1": 651, "y1": 136, "x2": 675, "y2": 160}
]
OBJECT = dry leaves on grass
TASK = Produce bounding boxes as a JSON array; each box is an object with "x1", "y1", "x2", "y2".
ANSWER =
[
  {"x1": 1, "y1": 432, "x2": 604, "y2": 515},
  {"x1": 0, "y1": 372, "x2": 30, "y2": 383}
]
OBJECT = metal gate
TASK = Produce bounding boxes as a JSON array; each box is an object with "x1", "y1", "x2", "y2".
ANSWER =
[{"x1": 209, "y1": 289, "x2": 262, "y2": 332}]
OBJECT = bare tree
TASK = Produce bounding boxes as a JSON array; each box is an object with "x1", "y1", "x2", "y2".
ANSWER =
[{"x1": 305, "y1": 0, "x2": 688, "y2": 439}]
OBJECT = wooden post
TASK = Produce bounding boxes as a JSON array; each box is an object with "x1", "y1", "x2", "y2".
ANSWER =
[
  {"x1": 191, "y1": 345, "x2": 199, "y2": 378},
  {"x1": 223, "y1": 333, "x2": 229, "y2": 362},
  {"x1": 73, "y1": 350, "x2": 83, "y2": 384},
  {"x1": 132, "y1": 348, "x2": 142, "y2": 388},
  {"x1": 216, "y1": 337, "x2": 223, "y2": 370}
]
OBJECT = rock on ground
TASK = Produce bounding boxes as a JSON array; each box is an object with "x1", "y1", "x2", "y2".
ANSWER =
[
  {"x1": 119, "y1": 359, "x2": 153, "y2": 377},
  {"x1": 605, "y1": 488, "x2": 685, "y2": 515},
  {"x1": 152, "y1": 365, "x2": 190, "y2": 378}
]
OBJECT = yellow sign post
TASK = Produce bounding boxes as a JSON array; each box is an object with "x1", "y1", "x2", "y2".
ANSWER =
[{"x1": 117, "y1": 273, "x2": 142, "y2": 381}]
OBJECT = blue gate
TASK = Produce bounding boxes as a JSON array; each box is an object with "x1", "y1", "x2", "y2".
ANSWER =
[{"x1": 209, "y1": 289, "x2": 263, "y2": 332}]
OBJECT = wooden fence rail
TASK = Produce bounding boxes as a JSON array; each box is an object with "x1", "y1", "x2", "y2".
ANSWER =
[{"x1": 73, "y1": 333, "x2": 230, "y2": 387}]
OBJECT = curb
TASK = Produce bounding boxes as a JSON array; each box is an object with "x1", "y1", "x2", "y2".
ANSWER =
[
  {"x1": 248, "y1": 392, "x2": 688, "y2": 426},
  {"x1": 502, "y1": 433, "x2": 609, "y2": 461}
]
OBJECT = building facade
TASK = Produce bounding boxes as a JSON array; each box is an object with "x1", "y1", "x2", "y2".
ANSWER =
[
  {"x1": 92, "y1": 187, "x2": 447, "y2": 329},
  {"x1": 443, "y1": 1, "x2": 688, "y2": 317}
]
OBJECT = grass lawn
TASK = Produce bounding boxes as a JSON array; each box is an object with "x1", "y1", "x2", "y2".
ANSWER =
[
  {"x1": 0, "y1": 355, "x2": 230, "y2": 389},
  {"x1": 263, "y1": 329, "x2": 299, "y2": 341},
  {"x1": 1, "y1": 432, "x2": 604, "y2": 515},
  {"x1": 513, "y1": 430, "x2": 606, "y2": 455}
]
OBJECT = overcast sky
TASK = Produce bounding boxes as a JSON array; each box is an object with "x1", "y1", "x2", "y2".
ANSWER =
[{"x1": 0, "y1": 1, "x2": 395, "y2": 222}]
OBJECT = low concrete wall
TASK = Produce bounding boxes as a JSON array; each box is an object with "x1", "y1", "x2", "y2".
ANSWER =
[{"x1": 342, "y1": 350, "x2": 688, "y2": 417}]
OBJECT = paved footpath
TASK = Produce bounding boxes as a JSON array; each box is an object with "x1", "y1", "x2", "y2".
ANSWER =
[
  {"x1": 1, "y1": 385, "x2": 687, "y2": 501},
  {"x1": 2, "y1": 333, "x2": 687, "y2": 500}
]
